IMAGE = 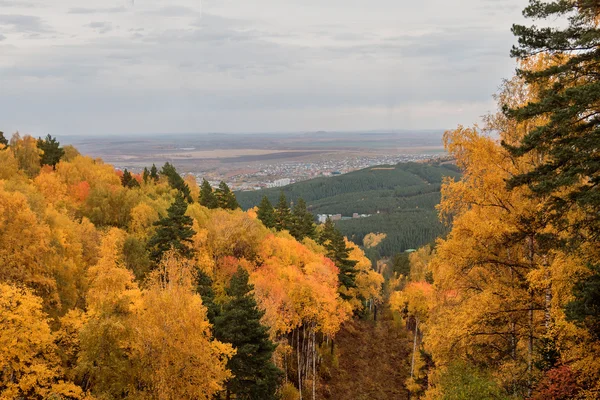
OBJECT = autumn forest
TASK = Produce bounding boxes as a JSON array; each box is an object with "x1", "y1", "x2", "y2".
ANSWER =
[{"x1": 2, "y1": 0, "x2": 600, "y2": 399}]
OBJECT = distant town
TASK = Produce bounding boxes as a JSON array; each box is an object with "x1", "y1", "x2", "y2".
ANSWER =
[{"x1": 197, "y1": 153, "x2": 443, "y2": 191}]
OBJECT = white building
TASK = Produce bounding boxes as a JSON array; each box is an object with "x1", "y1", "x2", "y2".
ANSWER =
[{"x1": 266, "y1": 178, "x2": 291, "y2": 188}]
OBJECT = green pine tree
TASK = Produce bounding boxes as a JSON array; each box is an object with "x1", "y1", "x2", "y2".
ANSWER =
[
  {"x1": 195, "y1": 269, "x2": 220, "y2": 324},
  {"x1": 565, "y1": 263, "x2": 600, "y2": 341},
  {"x1": 290, "y1": 197, "x2": 316, "y2": 241},
  {"x1": 274, "y1": 192, "x2": 292, "y2": 231},
  {"x1": 215, "y1": 181, "x2": 240, "y2": 210},
  {"x1": 257, "y1": 196, "x2": 276, "y2": 229},
  {"x1": 121, "y1": 169, "x2": 140, "y2": 189},
  {"x1": 147, "y1": 193, "x2": 196, "y2": 263},
  {"x1": 142, "y1": 167, "x2": 150, "y2": 183},
  {"x1": 505, "y1": 0, "x2": 600, "y2": 237},
  {"x1": 0, "y1": 131, "x2": 7, "y2": 148},
  {"x1": 319, "y1": 217, "x2": 358, "y2": 298},
  {"x1": 199, "y1": 179, "x2": 219, "y2": 209},
  {"x1": 214, "y1": 267, "x2": 282, "y2": 400},
  {"x1": 37, "y1": 134, "x2": 64, "y2": 168},
  {"x1": 160, "y1": 162, "x2": 192, "y2": 202},
  {"x1": 149, "y1": 164, "x2": 159, "y2": 182}
]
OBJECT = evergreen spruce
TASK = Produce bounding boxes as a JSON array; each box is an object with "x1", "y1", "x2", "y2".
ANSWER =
[
  {"x1": 37, "y1": 134, "x2": 64, "y2": 168},
  {"x1": 505, "y1": 0, "x2": 600, "y2": 238},
  {"x1": 121, "y1": 169, "x2": 140, "y2": 189},
  {"x1": 0, "y1": 131, "x2": 7, "y2": 148},
  {"x1": 214, "y1": 267, "x2": 282, "y2": 400},
  {"x1": 319, "y1": 217, "x2": 358, "y2": 298},
  {"x1": 160, "y1": 162, "x2": 192, "y2": 202},
  {"x1": 200, "y1": 179, "x2": 219, "y2": 209},
  {"x1": 290, "y1": 197, "x2": 316, "y2": 241},
  {"x1": 147, "y1": 193, "x2": 195, "y2": 262},
  {"x1": 149, "y1": 164, "x2": 159, "y2": 182},
  {"x1": 274, "y1": 192, "x2": 292, "y2": 231},
  {"x1": 142, "y1": 167, "x2": 150, "y2": 183},
  {"x1": 215, "y1": 181, "x2": 240, "y2": 210},
  {"x1": 507, "y1": 1, "x2": 600, "y2": 348},
  {"x1": 257, "y1": 196, "x2": 276, "y2": 229},
  {"x1": 565, "y1": 263, "x2": 600, "y2": 341},
  {"x1": 196, "y1": 269, "x2": 219, "y2": 324}
]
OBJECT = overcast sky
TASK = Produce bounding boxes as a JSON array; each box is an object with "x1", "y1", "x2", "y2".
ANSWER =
[{"x1": 0, "y1": 0, "x2": 526, "y2": 136}]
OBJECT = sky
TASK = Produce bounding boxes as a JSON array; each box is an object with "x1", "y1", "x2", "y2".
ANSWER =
[{"x1": 0, "y1": 0, "x2": 526, "y2": 136}]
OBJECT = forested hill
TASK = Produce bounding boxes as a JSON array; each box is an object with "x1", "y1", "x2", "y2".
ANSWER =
[{"x1": 236, "y1": 161, "x2": 461, "y2": 257}]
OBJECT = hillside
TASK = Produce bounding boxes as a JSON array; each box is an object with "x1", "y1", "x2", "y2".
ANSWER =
[
  {"x1": 319, "y1": 308, "x2": 411, "y2": 399},
  {"x1": 236, "y1": 161, "x2": 461, "y2": 257}
]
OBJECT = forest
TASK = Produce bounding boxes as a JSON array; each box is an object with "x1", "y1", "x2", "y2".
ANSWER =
[
  {"x1": 0, "y1": 131, "x2": 384, "y2": 399},
  {"x1": 236, "y1": 162, "x2": 461, "y2": 257},
  {"x1": 2, "y1": 0, "x2": 600, "y2": 399}
]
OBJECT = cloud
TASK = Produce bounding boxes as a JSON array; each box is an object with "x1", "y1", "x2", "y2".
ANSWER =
[
  {"x1": 0, "y1": 0, "x2": 38, "y2": 7},
  {"x1": 68, "y1": 7, "x2": 126, "y2": 14},
  {"x1": 86, "y1": 21, "x2": 113, "y2": 34},
  {"x1": 0, "y1": 14, "x2": 51, "y2": 33},
  {"x1": 0, "y1": 0, "x2": 525, "y2": 135}
]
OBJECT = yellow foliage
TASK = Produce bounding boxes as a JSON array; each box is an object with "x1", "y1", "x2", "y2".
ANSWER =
[
  {"x1": 345, "y1": 239, "x2": 384, "y2": 311},
  {"x1": 363, "y1": 232, "x2": 386, "y2": 248},
  {"x1": 0, "y1": 283, "x2": 82, "y2": 399},
  {"x1": 131, "y1": 253, "x2": 234, "y2": 399},
  {"x1": 0, "y1": 185, "x2": 58, "y2": 307}
]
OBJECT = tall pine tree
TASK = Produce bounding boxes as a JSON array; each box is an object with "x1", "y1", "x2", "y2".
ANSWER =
[
  {"x1": 160, "y1": 162, "x2": 192, "y2": 202},
  {"x1": 149, "y1": 164, "x2": 159, "y2": 182},
  {"x1": 37, "y1": 134, "x2": 64, "y2": 168},
  {"x1": 506, "y1": 0, "x2": 600, "y2": 351},
  {"x1": 274, "y1": 192, "x2": 292, "y2": 231},
  {"x1": 200, "y1": 179, "x2": 219, "y2": 209},
  {"x1": 196, "y1": 269, "x2": 220, "y2": 324},
  {"x1": 121, "y1": 169, "x2": 140, "y2": 189},
  {"x1": 319, "y1": 218, "x2": 358, "y2": 298},
  {"x1": 147, "y1": 193, "x2": 195, "y2": 262},
  {"x1": 215, "y1": 181, "x2": 240, "y2": 210},
  {"x1": 214, "y1": 267, "x2": 282, "y2": 400},
  {"x1": 257, "y1": 196, "x2": 276, "y2": 229},
  {"x1": 142, "y1": 167, "x2": 150, "y2": 183},
  {"x1": 505, "y1": 0, "x2": 600, "y2": 238},
  {"x1": 290, "y1": 197, "x2": 316, "y2": 241},
  {"x1": 0, "y1": 131, "x2": 7, "y2": 148}
]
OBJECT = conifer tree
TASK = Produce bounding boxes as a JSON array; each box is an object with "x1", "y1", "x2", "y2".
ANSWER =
[
  {"x1": 319, "y1": 218, "x2": 358, "y2": 297},
  {"x1": 196, "y1": 269, "x2": 219, "y2": 324},
  {"x1": 290, "y1": 197, "x2": 316, "y2": 241},
  {"x1": 160, "y1": 162, "x2": 192, "y2": 202},
  {"x1": 214, "y1": 267, "x2": 282, "y2": 400},
  {"x1": 274, "y1": 192, "x2": 292, "y2": 231},
  {"x1": 121, "y1": 169, "x2": 140, "y2": 189},
  {"x1": 257, "y1": 196, "x2": 276, "y2": 229},
  {"x1": 142, "y1": 167, "x2": 150, "y2": 183},
  {"x1": 215, "y1": 181, "x2": 240, "y2": 210},
  {"x1": 506, "y1": 1, "x2": 600, "y2": 237},
  {"x1": 37, "y1": 134, "x2": 64, "y2": 168},
  {"x1": 149, "y1": 164, "x2": 159, "y2": 182},
  {"x1": 566, "y1": 263, "x2": 600, "y2": 341},
  {"x1": 0, "y1": 131, "x2": 7, "y2": 148},
  {"x1": 200, "y1": 179, "x2": 219, "y2": 209},
  {"x1": 147, "y1": 193, "x2": 195, "y2": 262}
]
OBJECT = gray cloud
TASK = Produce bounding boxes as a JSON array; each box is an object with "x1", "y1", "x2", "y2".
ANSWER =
[
  {"x1": 0, "y1": 14, "x2": 51, "y2": 33},
  {"x1": 0, "y1": 0, "x2": 525, "y2": 135},
  {"x1": 0, "y1": 0, "x2": 38, "y2": 7},
  {"x1": 68, "y1": 7, "x2": 126, "y2": 14},
  {"x1": 86, "y1": 21, "x2": 113, "y2": 34}
]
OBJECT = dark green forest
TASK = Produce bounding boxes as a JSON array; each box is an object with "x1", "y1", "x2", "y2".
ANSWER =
[{"x1": 236, "y1": 161, "x2": 460, "y2": 257}]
